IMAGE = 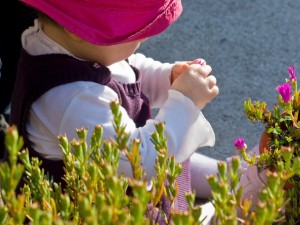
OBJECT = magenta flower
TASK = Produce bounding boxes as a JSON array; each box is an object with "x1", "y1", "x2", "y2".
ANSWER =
[
  {"x1": 234, "y1": 138, "x2": 245, "y2": 148},
  {"x1": 193, "y1": 59, "x2": 204, "y2": 66},
  {"x1": 288, "y1": 66, "x2": 296, "y2": 81},
  {"x1": 276, "y1": 83, "x2": 292, "y2": 102}
]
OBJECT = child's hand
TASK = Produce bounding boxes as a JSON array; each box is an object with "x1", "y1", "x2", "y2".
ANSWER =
[
  {"x1": 170, "y1": 63, "x2": 219, "y2": 110},
  {"x1": 171, "y1": 58, "x2": 206, "y2": 83}
]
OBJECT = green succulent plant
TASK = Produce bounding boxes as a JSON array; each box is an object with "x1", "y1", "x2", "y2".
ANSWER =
[{"x1": 0, "y1": 101, "x2": 202, "y2": 225}]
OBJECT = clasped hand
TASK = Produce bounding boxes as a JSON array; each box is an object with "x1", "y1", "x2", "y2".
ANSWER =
[{"x1": 171, "y1": 58, "x2": 219, "y2": 110}]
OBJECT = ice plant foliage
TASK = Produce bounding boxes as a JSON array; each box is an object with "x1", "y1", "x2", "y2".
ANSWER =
[
  {"x1": 244, "y1": 66, "x2": 300, "y2": 152},
  {"x1": 208, "y1": 145, "x2": 287, "y2": 225},
  {"x1": 241, "y1": 65, "x2": 300, "y2": 224},
  {"x1": 0, "y1": 102, "x2": 202, "y2": 225},
  {"x1": 3, "y1": 67, "x2": 300, "y2": 224}
]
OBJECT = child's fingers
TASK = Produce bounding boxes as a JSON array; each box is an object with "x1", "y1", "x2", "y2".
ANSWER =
[
  {"x1": 205, "y1": 76, "x2": 219, "y2": 99},
  {"x1": 206, "y1": 75, "x2": 217, "y2": 89},
  {"x1": 190, "y1": 64, "x2": 212, "y2": 77},
  {"x1": 201, "y1": 75, "x2": 219, "y2": 100},
  {"x1": 184, "y1": 58, "x2": 206, "y2": 66},
  {"x1": 171, "y1": 62, "x2": 190, "y2": 83},
  {"x1": 210, "y1": 84, "x2": 219, "y2": 96}
]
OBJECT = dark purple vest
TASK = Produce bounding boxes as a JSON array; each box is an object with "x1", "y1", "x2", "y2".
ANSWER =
[{"x1": 9, "y1": 49, "x2": 151, "y2": 183}]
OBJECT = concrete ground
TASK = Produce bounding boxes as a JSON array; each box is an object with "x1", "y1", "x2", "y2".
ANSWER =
[{"x1": 138, "y1": 0, "x2": 300, "y2": 160}]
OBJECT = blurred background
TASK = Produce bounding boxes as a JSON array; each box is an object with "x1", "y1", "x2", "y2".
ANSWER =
[{"x1": 138, "y1": 0, "x2": 300, "y2": 160}]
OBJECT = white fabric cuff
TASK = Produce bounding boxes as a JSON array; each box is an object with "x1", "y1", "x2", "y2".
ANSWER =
[{"x1": 156, "y1": 90, "x2": 215, "y2": 163}]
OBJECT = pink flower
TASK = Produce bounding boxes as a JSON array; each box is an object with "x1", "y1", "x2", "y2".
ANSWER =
[
  {"x1": 234, "y1": 138, "x2": 245, "y2": 148},
  {"x1": 276, "y1": 83, "x2": 292, "y2": 103},
  {"x1": 193, "y1": 59, "x2": 204, "y2": 66},
  {"x1": 234, "y1": 138, "x2": 247, "y2": 152},
  {"x1": 288, "y1": 66, "x2": 296, "y2": 81}
]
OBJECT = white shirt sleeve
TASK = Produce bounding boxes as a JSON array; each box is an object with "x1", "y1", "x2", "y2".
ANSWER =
[
  {"x1": 28, "y1": 80, "x2": 215, "y2": 180},
  {"x1": 128, "y1": 53, "x2": 173, "y2": 108}
]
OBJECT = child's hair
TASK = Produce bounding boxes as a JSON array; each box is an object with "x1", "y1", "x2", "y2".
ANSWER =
[
  {"x1": 20, "y1": 0, "x2": 183, "y2": 45},
  {"x1": 36, "y1": 11, "x2": 59, "y2": 27}
]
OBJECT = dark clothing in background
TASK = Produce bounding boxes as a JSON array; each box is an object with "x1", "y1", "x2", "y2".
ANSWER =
[
  {"x1": 0, "y1": 0, "x2": 36, "y2": 117},
  {"x1": 0, "y1": 0, "x2": 36, "y2": 159}
]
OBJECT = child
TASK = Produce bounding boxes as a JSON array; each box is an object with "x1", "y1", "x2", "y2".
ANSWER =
[{"x1": 9, "y1": 0, "x2": 219, "y2": 223}]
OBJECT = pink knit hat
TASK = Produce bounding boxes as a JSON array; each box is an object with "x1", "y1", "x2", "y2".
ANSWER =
[{"x1": 20, "y1": 0, "x2": 183, "y2": 45}]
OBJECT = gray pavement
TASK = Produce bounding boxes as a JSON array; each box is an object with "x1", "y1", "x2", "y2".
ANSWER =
[{"x1": 138, "y1": 0, "x2": 300, "y2": 160}]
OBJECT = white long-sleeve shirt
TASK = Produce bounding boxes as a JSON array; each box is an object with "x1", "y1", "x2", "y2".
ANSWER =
[{"x1": 23, "y1": 19, "x2": 216, "y2": 180}]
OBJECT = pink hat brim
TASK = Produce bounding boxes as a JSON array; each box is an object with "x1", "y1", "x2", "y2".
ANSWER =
[{"x1": 20, "y1": 0, "x2": 183, "y2": 45}]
